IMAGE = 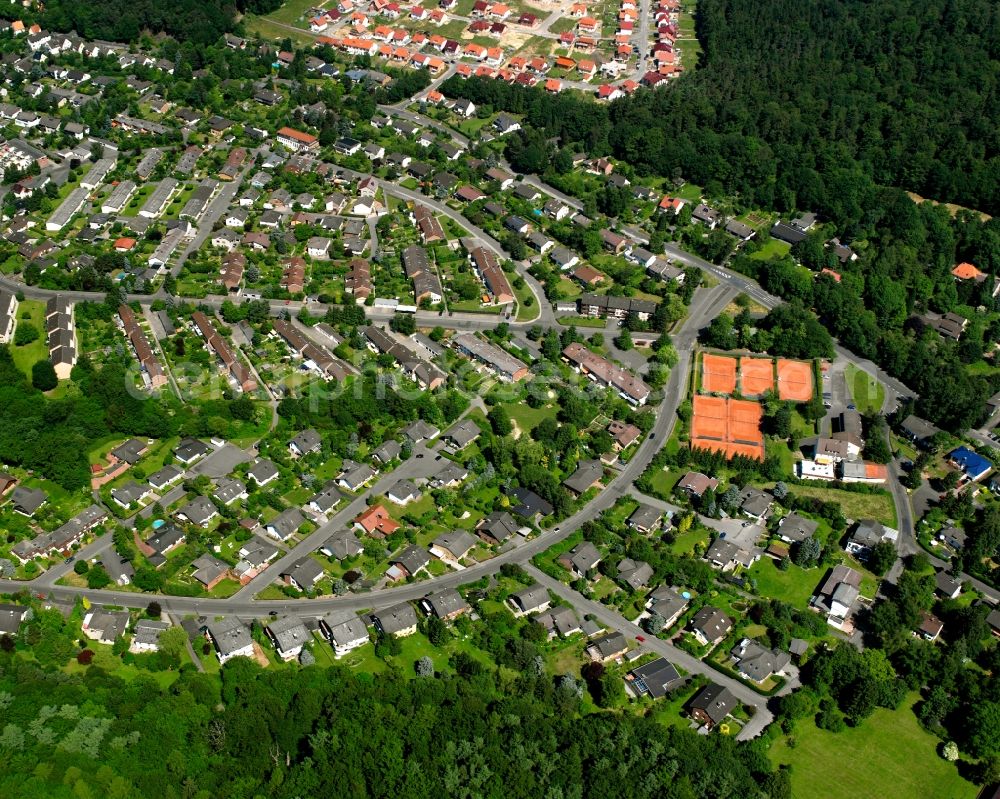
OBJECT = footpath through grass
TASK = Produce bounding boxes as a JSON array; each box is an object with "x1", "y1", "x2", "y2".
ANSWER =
[{"x1": 769, "y1": 694, "x2": 977, "y2": 799}]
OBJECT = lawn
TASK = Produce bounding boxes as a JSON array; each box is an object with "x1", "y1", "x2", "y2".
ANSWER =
[
  {"x1": 846, "y1": 363, "x2": 886, "y2": 414},
  {"x1": 749, "y1": 238, "x2": 791, "y2": 261},
  {"x1": 10, "y1": 300, "x2": 49, "y2": 379},
  {"x1": 780, "y1": 484, "x2": 897, "y2": 527},
  {"x1": 262, "y1": 0, "x2": 316, "y2": 24},
  {"x1": 748, "y1": 558, "x2": 821, "y2": 607},
  {"x1": 769, "y1": 695, "x2": 977, "y2": 799},
  {"x1": 557, "y1": 315, "x2": 607, "y2": 328},
  {"x1": 505, "y1": 401, "x2": 558, "y2": 437},
  {"x1": 244, "y1": 16, "x2": 315, "y2": 45},
  {"x1": 514, "y1": 279, "x2": 540, "y2": 322}
]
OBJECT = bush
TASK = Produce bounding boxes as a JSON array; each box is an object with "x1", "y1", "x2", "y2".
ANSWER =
[
  {"x1": 14, "y1": 323, "x2": 39, "y2": 346},
  {"x1": 76, "y1": 649, "x2": 94, "y2": 665},
  {"x1": 73, "y1": 560, "x2": 90, "y2": 575}
]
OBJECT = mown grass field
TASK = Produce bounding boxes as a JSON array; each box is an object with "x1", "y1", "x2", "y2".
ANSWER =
[{"x1": 769, "y1": 695, "x2": 977, "y2": 799}]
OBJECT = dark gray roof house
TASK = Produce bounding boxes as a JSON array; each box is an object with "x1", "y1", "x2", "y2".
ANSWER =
[
  {"x1": 421, "y1": 588, "x2": 471, "y2": 620},
  {"x1": 148, "y1": 464, "x2": 183, "y2": 490},
  {"x1": 372, "y1": 440, "x2": 402, "y2": 464},
  {"x1": 534, "y1": 605, "x2": 581, "y2": 638},
  {"x1": 627, "y1": 504, "x2": 663, "y2": 533},
  {"x1": 174, "y1": 437, "x2": 211, "y2": 464},
  {"x1": 430, "y1": 530, "x2": 477, "y2": 561},
  {"x1": 389, "y1": 545, "x2": 430, "y2": 578},
  {"x1": 442, "y1": 419, "x2": 481, "y2": 449},
  {"x1": 402, "y1": 419, "x2": 439, "y2": 444},
  {"x1": 509, "y1": 584, "x2": 550, "y2": 616},
  {"x1": 248, "y1": 458, "x2": 280, "y2": 485},
  {"x1": 372, "y1": 602, "x2": 419, "y2": 636},
  {"x1": 282, "y1": 557, "x2": 324, "y2": 591},
  {"x1": 308, "y1": 480, "x2": 344, "y2": 514},
  {"x1": 646, "y1": 586, "x2": 688, "y2": 627},
  {"x1": 289, "y1": 428, "x2": 322, "y2": 457},
  {"x1": 266, "y1": 507, "x2": 306, "y2": 541},
  {"x1": 562, "y1": 460, "x2": 604, "y2": 496},
  {"x1": 213, "y1": 478, "x2": 246, "y2": 506},
  {"x1": 0, "y1": 604, "x2": 29, "y2": 635},
  {"x1": 319, "y1": 529, "x2": 363, "y2": 560},
  {"x1": 477, "y1": 510, "x2": 519, "y2": 545},
  {"x1": 265, "y1": 615, "x2": 310, "y2": 660},
  {"x1": 509, "y1": 486, "x2": 553, "y2": 520},
  {"x1": 84, "y1": 609, "x2": 130, "y2": 644},
  {"x1": 627, "y1": 657, "x2": 683, "y2": 699},
  {"x1": 587, "y1": 631, "x2": 628, "y2": 661},
  {"x1": 111, "y1": 438, "x2": 148, "y2": 464},
  {"x1": 110, "y1": 480, "x2": 149, "y2": 508},
  {"x1": 176, "y1": 496, "x2": 218, "y2": 527},
  {"x1": 559, "y1": 541, "x2": 602, "y2": 577},
  {"x1": 690, "y1": 606, "x2": 733, "y2": 646},
  {"x1": 689, "y1": 683, "x2": 737, "y2": 727},
  {"x1": 10, "y1": 486, "x2": 47, "y2": 515},
  {"x1": 617, "y1": 558, "x2": 654, "y2": 592},
  {"x1": 730, "y1": 638, "x2": 790, "y2": 683},
  {"x1": 778, "y1": 513, "x2": 819, "y2": 543}
]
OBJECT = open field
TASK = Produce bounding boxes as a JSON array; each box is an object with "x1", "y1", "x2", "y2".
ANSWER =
[
  {"x1": 770, "y1": 695, "x2": 977, "y2": 799},
  {"x1": 782, "y1": 484, "x2": 897, "y2": 527},
  {"x1": 10, "y1": 300, "x2": 49, "y2": 379},
  {"x1": 846, "y1": 363, "x2": 885, "y2": 414}
]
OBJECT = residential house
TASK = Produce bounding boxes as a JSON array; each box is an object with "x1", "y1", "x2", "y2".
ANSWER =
[
  {"x1": 626, "y1": 504, "x2": 663, "y2": 534},
  {"x1": 176, "y1": 496, "x2": 218, "y2": 528},
  {"x1": 130, "y1": 619, "x2": 170, "y2": 654},
  {"x1": 558, "y1": 541, "x2": 602, "y2": 577},
  {"x1": 562, "y1": 460, "x2": 604, "y2": 497},
  {"x1": 676, "y1": 471, "x2": 718, "y2": 498},
  {"x1": 372, "y1": 602, "x2": 419, "y2": 637},
  {"x1": 354, "y1": 505, "x2": 400, "y2": 538},
  {"x1": 282, "y1": 557, "x2": 325, "y2": 592},
  {"x1": 617, "y1": 558, "x2": 654, "y2": 591},
  {"x1": 811, "y1": 564, "x2": 863, "y2": 630},
  {"x1": 689, "y1": 683, "x2": 737, "y2": 729},
  {"x1": 266, "y1": 615, "x2": 311, "y2": 661},
  {"x1": 318, "y1": 529, "x2": 363, "y2": 560},
  {"x1": 82, "y1": 609, "x2": 130, "y2": 644},
  {"x1": 421, "y1": 588, "x2": 471, "y2": 621},
  {"x1": 730, "y1": 638, "x2": 790, "y2": 683},
  {"x1": 320, "y1": 610, "x2": 370, "y2": 656},
  {"x1": 625, "y1": 657, "x2": 684, "y2": 699},
  {"x1": 646, "y1": 586, "x2": 689, "y2": 628},
  {"x1": 266, "y1": 508, "x2": 306, "y2": 542},
  {"x1": 190, "y1": 554, "x2": 231, "y2": 591},
  {"x1": 690, "y1": 606, "x2": 732, "y2": 646},
  {"x1": 508, "y1": 583, "x2": 551, "y2": 616},
  {"x1": 289, "y1": 428, "x2": 322, "y2": 458},
  {"x1": 587, "y1": 631, "x2": 628, "y2": 662},
  {"x1": 248, "y1": 458, "x2": 280, "y2": 487},
  {"x1": 206, "y1": 617, "x2": 255, "y2": 663},
  {"x1": 426, "y1": 530, "x2": 477, "y2": 565},
  {"x1": 477, "y1": 510, "x2": 519, "y2": 545}
]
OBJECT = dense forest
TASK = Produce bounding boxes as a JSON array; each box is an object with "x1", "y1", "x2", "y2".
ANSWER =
[
  {"x1": 0, "y1": 637, "x2": 790, "y2": 799},
  {"x1": 37, "y1": 0, "x2": 283, "y2": 45},
  {"x1": 446, "y1": 0, "x2": 999, "y2": 218}
]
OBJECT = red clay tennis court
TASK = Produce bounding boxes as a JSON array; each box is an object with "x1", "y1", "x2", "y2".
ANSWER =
[
  {"x1": 690, "y1": 395, "x2": 765, "y2": 460},
  {"x1": 777, "y1": 359, "x2": 814, "y2": 401},
  {"x1": 701, "y1": 353, "x2": 738, "y2": 394},
  {"x1": 691, "y1": 395, "x2": 728, "y2": 441},
  {"x1": 740, "y1": 358, "x2": 775, "y2": 396}
]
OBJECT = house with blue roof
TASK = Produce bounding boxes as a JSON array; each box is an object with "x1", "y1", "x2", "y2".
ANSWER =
[{"x1": 949, "y1": 447, "x2": 993, "y2": 482}]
